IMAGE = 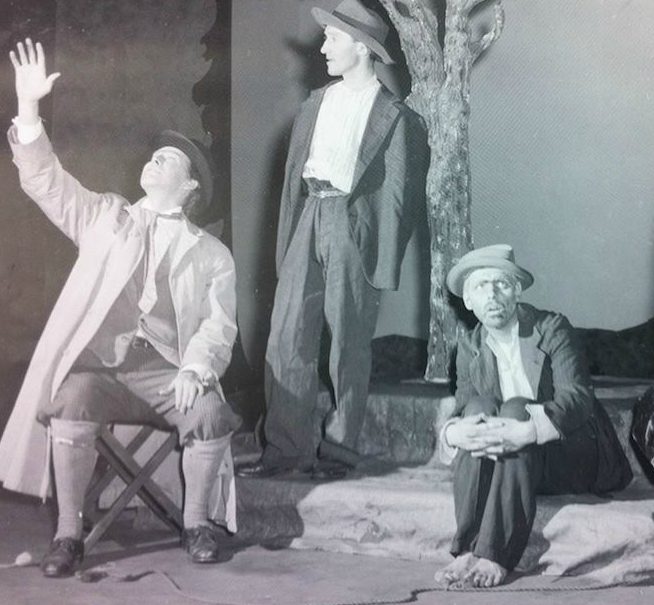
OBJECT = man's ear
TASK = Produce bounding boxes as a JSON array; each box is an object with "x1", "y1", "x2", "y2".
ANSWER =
[
  {"x1": 183, "y1": 178, "x2": 199, "y2": 192},
  {"x1": 463, "y1": 293, "x2": 472, "y2": 311},
  {"x1": 355, "y1": 41, "x2": 370, "y2": 58},
  {"x1": 514, "y1": 280, "x2": 523, "y2": 299}
]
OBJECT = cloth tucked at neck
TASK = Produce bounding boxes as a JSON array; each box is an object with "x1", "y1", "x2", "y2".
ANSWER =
[{"x1": 137, "y1": 204, "x2": 183, "y2": 314}]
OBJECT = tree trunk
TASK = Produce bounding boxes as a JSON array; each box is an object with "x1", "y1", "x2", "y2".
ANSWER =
[
  {"x1": 381, "y1": 0, "x2": 503, "y2": 380},
  {"x1": 426, "y1": 1, "x2": 475, "y2": 379}
]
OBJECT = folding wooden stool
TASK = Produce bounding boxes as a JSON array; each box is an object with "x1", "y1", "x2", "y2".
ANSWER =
[{"x1": 83, "y1": 425, "x2": 183, "y2": 552}]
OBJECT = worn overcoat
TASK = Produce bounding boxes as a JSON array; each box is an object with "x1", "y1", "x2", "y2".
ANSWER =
[
  {"x1": 0, "y1": 127, "x2": 238, "y2": 499},
  {"x1": 454, "y1": 303, "x2": 633, "y2": 493}
]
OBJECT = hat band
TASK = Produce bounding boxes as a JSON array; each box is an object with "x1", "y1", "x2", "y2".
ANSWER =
[{"x1": 332, "y1": 10, "x2": 386, "y2": 44}]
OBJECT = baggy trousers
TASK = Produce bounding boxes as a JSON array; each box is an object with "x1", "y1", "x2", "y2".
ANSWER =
[
  {"x1": 262, "y1": 187, "x2": 381, "y2": 469},
  {"x1": 39, "y1": 341, "x2": 240, "y2": 445},
  {"x1": 451, "y1": 396, "x2": 599, "y2": 571}
]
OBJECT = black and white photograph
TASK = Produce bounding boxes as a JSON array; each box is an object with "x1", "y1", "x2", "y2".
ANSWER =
[{"x1": 0, "y1": 1, "x2": 653, "y2": 603}]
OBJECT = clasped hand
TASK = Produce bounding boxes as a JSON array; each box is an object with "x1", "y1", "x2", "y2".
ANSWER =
[{"x1": 446, "y1": 413, "x2": 536, "y2": 460}]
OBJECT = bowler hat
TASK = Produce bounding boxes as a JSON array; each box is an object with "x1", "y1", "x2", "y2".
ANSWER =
[
  {"x1": 312, "y1": 0, "x2": 394, "y2": 65},
  {"x1": 153, "y1": 130, "x2": 214, "y2": 216},
  {"x1": 446, "y1": 244, "x2": 534, "y2": 298}
]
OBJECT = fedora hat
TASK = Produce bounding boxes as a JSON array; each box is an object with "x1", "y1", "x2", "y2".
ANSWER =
[
  {"x1": 446, "y1": 244, "x2": 534, "y2": 298},
  {"x1": 312, "y1": 0, "x2": 394, "y2": 65},
  {"x1": 153, "y1": 130, "x2": 214, "y2": 217}
]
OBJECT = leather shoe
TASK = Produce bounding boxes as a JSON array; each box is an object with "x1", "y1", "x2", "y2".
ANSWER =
[
  {"x1": 40, "y1": 537, "x2": 84, "y2": 578},
  {"x1": 182, "y1": 525, "x2": 220, "y2": 563}
]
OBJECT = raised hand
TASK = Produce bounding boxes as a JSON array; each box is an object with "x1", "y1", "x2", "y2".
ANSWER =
[{"x1": 10, "y1": 38, "x2": 60, "y2": 124}]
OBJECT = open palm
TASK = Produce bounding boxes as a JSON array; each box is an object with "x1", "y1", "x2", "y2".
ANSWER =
[{"x1": 10, "y1": 39, "x2": 60, "y2": 102}]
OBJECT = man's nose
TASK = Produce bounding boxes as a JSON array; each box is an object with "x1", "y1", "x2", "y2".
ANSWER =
[
  {"x1": 484, "y1": 284, "x2": 499, "y2": 298},
  {"x1": 320, "y1": 40, "x2": 329, "y2": 54}
]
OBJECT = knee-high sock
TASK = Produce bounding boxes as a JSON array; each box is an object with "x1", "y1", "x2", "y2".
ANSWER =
[
  {"x1": 182, "y1": 436, "x2": 229, "y2": 529},
  {"x1": 50, "y1": 418, "x2": 100, "y2": 541}
]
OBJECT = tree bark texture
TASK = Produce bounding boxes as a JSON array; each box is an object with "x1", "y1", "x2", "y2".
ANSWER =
[{"x1": 379, "y1": 0, "x2": 504, "y2": 380}]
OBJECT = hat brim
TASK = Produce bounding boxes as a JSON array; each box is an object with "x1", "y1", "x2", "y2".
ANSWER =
[
  {"x1": 312, "y1": 7, "x2": 394, "y2": 65},
  {"x1": 447, "y1": 257, "x2": 534, "y2": 298},
  {"x1": 153, "y1": 130, "x2": 214, "y2": 215}
]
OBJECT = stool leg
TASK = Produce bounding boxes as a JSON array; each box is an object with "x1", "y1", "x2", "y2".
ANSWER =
[
  {"x1": 98, "y1": 429, "x2": 183, "y2": 531},
  {"x1": 84, "y1": 430, "x2": 181, "y2": 553},
  {"x1": 84, "y1": 426, "x2": 154, "y2": 523}
]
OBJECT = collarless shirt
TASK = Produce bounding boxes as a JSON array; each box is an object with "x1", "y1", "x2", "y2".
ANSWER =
[
  {"x1": 485, "y1": 322, "x2": 534, "y2": 401},
  {"x1": 302, "y1": 77, "x2": 381, "y2": 194},
  {"x1": 485, "y1": 322, "x2": 559, "y2": 444}
]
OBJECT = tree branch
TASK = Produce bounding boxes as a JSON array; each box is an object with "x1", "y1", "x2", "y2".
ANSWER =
[
  {"x1": 470, "y1": 1, "x2": 504, "y2": 63},
  {"x1": 378, "y1": 0, "x2": 444, "y2": 113},
  {"x1": 461, "y1": 0, "x2": 495, "y2": 16}
]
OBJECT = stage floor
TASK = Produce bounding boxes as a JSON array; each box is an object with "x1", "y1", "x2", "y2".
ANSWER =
[{"x1": 1, "y1": 487, "x2": 653, "y2": 605}]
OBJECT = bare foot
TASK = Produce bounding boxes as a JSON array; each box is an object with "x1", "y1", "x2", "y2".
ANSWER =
[
  {"x1": 462, "y1": 557, "x2": 507, "y2": 588},
  {"x1": 433, "y1": 552, "x2": 476, "y2": 587}
]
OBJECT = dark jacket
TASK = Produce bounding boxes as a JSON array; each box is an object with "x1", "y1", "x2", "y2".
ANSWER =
[
  {"x1": 455, "y1": 303, "x2": 632, "y2": 493},
  {"x1": 275, "y1": 83, "x2": 429, "y2": 290}
]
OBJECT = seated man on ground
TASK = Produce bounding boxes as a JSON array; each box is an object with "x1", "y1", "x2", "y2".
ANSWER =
[
  {"x1": 0, "y1": 39, "x2": 240, "y2": 577},
  {"x1": 435, "y1": 244, "x2": 632, "y2": 588}
]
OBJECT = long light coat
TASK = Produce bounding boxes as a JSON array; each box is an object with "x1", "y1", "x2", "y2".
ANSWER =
[{"x1": 0, "y1": 127, "x2": 237, "y2": 498}]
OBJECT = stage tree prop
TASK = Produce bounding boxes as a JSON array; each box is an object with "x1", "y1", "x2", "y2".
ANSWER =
[{"x1": 377, "y1": 0, "x2": 505, "y2": 379}]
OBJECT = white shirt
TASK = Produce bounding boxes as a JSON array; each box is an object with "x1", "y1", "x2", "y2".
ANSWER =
[
  {"x1": 485, "y1": 322, "x2": 559, "y2": 444},
  {"x1": 485, "y1": 322, "x2": 535, "y2": 401},
  {"x1": 13, "y1": 117, "x2": 43, "y2": 144},
  {"x1": 302, "y1": 77, "x2": 380, "y2": 193},
  {"x1": 135, "y1": 200, "x2": 183, "y2": 315}
]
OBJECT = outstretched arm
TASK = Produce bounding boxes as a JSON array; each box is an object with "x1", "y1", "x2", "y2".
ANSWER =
[
  {"x1": 8, "y1": 38, "x2": 124, "y2": 245},
  {"x1": 10, "y1": 38, "x2": 61, "y2": 126}
]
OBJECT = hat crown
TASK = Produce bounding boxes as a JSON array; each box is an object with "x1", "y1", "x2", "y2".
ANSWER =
[
  {"x1": 154, "y1": 130, "x2": 214, "y2": 217},
  {"x1": 331, "y1": 0, "x2": 389, "y2": 43},
  {"x1": 312, "y1": 0, "x2": 394, "y2": 64},
  {"x1": 466, "y1": 244, "x2": 515, "y2": 265},
  {"x1": 445, "y1": 244, "x2": 534, "y2": 297}
]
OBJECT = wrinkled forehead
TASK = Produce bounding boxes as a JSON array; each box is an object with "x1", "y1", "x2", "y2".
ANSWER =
[
  {"x1": 464, "y1": 267, "x2": 515, "y2": 287},
  {"x1": 151, "y1": 146, "x2": 192, "y2": 167}
]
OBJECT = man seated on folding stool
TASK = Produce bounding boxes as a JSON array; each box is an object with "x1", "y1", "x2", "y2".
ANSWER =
[{"x1": 0, "y1": 39, "x2": 241, "y2": 577}]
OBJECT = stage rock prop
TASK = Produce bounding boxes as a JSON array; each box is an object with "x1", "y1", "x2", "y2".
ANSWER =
[{"x1": 378, "y1": 0, "x2": 505, "y2": 379}]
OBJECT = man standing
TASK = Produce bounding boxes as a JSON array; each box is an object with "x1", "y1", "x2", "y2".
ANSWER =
[
  {"x1": 435, "y1": 244, "x2": 632, "y2": 588},
  {"x1": 0, "y1": 39, "x2": 240, "y2": 576},
  {"x1": 239, "y1": 0, "x2": 428, "y2": 479}
]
